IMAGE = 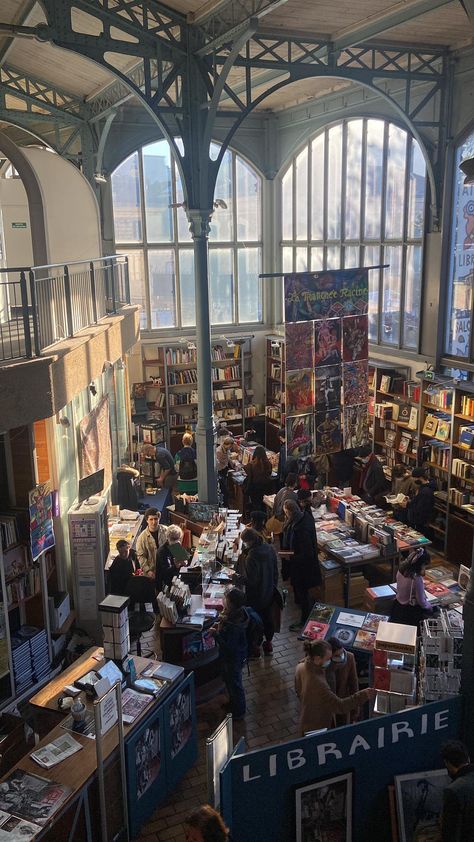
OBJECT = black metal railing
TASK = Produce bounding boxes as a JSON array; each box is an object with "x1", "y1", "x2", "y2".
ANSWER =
[{"x1": 0, "y1": 255, "x2": 130, "y2": 362}]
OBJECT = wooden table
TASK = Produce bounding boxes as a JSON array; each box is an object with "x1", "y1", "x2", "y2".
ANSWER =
[{"x1": 167, "y1": 507, "x2": 211, "y2": 538}]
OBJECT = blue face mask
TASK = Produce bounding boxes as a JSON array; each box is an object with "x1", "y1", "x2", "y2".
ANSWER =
[
  {"x1": 332, "y1": 651, "x2": 346, "y2": 665},
  {"x1": 322, "y1": 659, "x2": 332, "y2": 669}
]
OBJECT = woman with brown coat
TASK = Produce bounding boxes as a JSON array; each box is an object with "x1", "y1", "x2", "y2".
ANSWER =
[
  {"x1": 326, "y1": 637, "x2": 359, "y2": 725},
  {"x1": 294, "y1": 640, "x2": 374, "y2": 735}
]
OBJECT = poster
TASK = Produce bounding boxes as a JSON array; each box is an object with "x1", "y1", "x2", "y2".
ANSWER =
[
  {"x1": 284, "y1": 269, "x2": 369, "y2": 322},
  {"x1": 169, "y1": 685, "x2": 193, "y2": 759},
  {"x1": 285, "y1": 322, "x2": 314, "y2": 369},
  {"x1": 28, "y1": 482, "x2": 55, "y2": 561},
  {"x1": 286, "y1": 370, "x2": 314, "y2": 415},
  {"x1": 394, "y1": 768, "x2": 449, "y2": 842},
  {"x1": 295, "y1": 772, "x2": 352, "y2": 842},
  {"x1": 135, "y1": 722, "x2": 161, "y2": 800},
  {"x1": 314, "y1": 319, "x2": 342, "y2": 366},
  {"x1": 314, "y1": 365, "x2": 341, "y2": 411},
  {"x1": 315, "y1": 410, "x2": 342, "y2": 455},
  {"x1": 286, "y1": 415, "x2": 314, "y2": 459},
  {"x1": 342, "y1": 315, "x2": 369, "y2": 361},
  {"x1": 343, "y1": 404, "x2": 370, "y2": 449},
  {"x1": 343, "y1": 361, "x2": 369, "y2": 406},
  {"x1": 79, "y1": 395, "x2": 112, "y2": 492}
]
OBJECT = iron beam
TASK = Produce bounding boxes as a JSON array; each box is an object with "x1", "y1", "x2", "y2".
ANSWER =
[
  {"x1": 331, "y1": 0, "x2": 454, "y2": 53},
  {"x1": 460, "y1": 0, "x2": 474, "y2": 27},
  {"x1": 194, "y1": 0, "x2": 290, "y2": 55}
]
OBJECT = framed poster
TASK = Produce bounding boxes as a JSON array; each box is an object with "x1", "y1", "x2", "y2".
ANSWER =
[
  {"x1": 125, "y1": 706, "x2": 166, "y2": 837},
  {"x1": 163, "y1": 674, "x2": 198, "y2": 789},
  {"x1": 314, "y1": 365, "x2": 342, "y2": 412},
  {"x1": 342, "y1": 315, "x2": 369, "y2": 361},
  {"x1": 394, "y1": 768, "x2": 448, "y2": 842},
  {"x1": 295, "y1": 772, "x2": 353, "y2": 842}
]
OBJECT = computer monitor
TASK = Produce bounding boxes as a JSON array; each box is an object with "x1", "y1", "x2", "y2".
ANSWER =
[{"x1": 78, "y1": 468, "x2": 105, "y2": 504}]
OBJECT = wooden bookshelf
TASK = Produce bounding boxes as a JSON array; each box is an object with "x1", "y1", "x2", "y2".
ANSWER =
[
  {"x1": 265, "y1": 335, "x2": 285, "y2": 451},
  {"x1": 370, "y1": 361, "x2": 412, "y2": 477}
]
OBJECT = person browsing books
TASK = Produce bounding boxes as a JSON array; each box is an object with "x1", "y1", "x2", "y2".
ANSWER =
[
  {"x1": 389, "y1": 547, "x2": 434, "y2": 626},
  {"x1": 294, "y1": 639, "x2": 374, "y2": 734},
  {"x1": 135, "y1": 508, "x2": 168, "y2": 579},
  {"x1": 155, "y1": 525, "x2": 189, "y2": 592},
  {"x1": 440, "y1": 740, "x2": 474, "y2": 842},
  {"x1": 394, "y1": 467, "x2": 435, "y2": 533},
  {"x1": 326, "y1": 637, "x2": 359, "y2": 726},
  {"x1": 391, "y1": 464, "x2": 418, "y2": 498},
  {"x1": 358, "y1": 445, "x2": 390, "y2": 502}
]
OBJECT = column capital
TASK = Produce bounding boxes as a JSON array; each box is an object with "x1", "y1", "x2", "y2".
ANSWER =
[{"x1": 187, "y1": 208, "x2": 213, "y2": 239}]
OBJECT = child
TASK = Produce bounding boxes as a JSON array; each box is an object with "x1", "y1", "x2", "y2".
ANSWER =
[{"x1": 211, "y1": 588, "x2": 261, "y2": 720}]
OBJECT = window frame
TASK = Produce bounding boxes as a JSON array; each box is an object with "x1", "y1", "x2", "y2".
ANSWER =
[
  {"x1": 279, "y1": 116, "x2": 427, "y2": 353},
  {"x1": 112, "y1": 142, "x2": 264, "y2": 331}
]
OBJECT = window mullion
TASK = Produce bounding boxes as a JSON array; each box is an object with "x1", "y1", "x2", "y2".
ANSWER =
[
  {"x1": 138, "y1": 149, "x2": 152, "y2": 331},
  {"x1": 341, "y1": 121, "x2": 348, "y2": 268},
  {"x1": 323, "y1": 129, "x2": 328, "y2": 270},
  {"x1": 232, "y1": 151, "x2": 239, "y2": 324},
  {"x1": 379, "y1": 122, "x2": 389, "y2": 346},
  {"x1": 400, "y1": 134, "x2": 412, "y2": 351}
]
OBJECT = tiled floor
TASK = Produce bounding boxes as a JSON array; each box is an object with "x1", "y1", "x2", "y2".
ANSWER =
[{"x1": 135, "y1": 595, "x2": 304, "y2": 841}]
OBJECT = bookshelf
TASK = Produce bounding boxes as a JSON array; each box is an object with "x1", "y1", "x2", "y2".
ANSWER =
[
  {"x1": 370, "y1": 361, "x2": 412, "y2": 479},
  {"x1": 265, "y1": 335, "x2": 285, "y2": 452},
  {"x1": 418, "y1": 377, "x2": 454, "y2": 552}
]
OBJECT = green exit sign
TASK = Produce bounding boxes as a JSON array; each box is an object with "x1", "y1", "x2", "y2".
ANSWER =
[{"x1": 11, "y1": 222, "x2": 27, "y2": 229}]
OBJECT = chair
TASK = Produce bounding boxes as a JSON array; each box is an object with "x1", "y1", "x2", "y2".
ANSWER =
[{"x1": 124, "y1": 577, "x2": 157, "y2": 657}]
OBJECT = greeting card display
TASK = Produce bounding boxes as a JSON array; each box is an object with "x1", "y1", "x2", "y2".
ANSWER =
[
  {"x1": 314, "y1": 365, "x2": 341, "y2": 411},
  {"x1": 315, "y1": 409, "x2": 342, "y2": 455},
  {"x1": 314, "y1": 319, "x2": 341, "y2": 366},
  {"x1": 343, "y1": 361, "x2": 369, "y2": 406},
  {"x1": 342, "y1": 315, "x2": 369, "y2": 361},
  {"x1": 343, "y1": 404, "x2": 369, "y2": 449},
  {"x1": 286, "y1": 414, "x2": 314, "y2": 458},
  {"x1": 286, "y1": 369, "x2": 314, "y2": 415},
  {"x1": 285, "y1": 322, "x2": 314, "y2": 370}
]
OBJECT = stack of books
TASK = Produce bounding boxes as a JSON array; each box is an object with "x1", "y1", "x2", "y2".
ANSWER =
[
  {"x1": 365, "y1": 584, "x2": 397, "y2": 615},
  {"x1": 11, "y1": 634, "x2": 33, "y2": 694}
]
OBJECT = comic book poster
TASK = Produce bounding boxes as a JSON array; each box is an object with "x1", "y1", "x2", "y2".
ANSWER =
[
  {"x1": 315, "y1": 409, "x2": 342, "y2": 455},
  {"x1": 343, "y1": 361, "x2": 369, "y2": 406},
  {"x1": 286, "y1": 414, "x2": 314, "y2": 459},
  {"x1": 343, "y1": 404, "x2": 370, "y2": 449},
  {"x1": 314, "y1": 318, "x2": 342, "y2": 366},
  {"x1": 342, "y1": 315, "x2": 368, "y2": 362},
  {"x1": 284, "y1": 269, "x2": 369, "y2": 322},
  {"x1": 285, "y1": 322, "x2": 314, "y2": 370},
  {"x1": 286, "y1": 369, "x2": 314, "y2": 415},
  {"x1": 314, "y1": 365, "x2": 341, "y2": 411}
]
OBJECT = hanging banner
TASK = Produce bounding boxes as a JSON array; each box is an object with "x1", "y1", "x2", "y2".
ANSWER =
[
  {"x1": 284, "y1": 268, "x2": 369, "y2": 323},
  {"x1": 29, "y1": 482, "x2": 55, "y2": 561}
]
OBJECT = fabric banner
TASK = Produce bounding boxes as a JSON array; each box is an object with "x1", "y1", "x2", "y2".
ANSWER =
[
  {"x1": 29, "y1": 482, "x2": 55, "y2": 561},
  {"x1": 284, "y1": 269, "x2": 370, "y2": 454},
  {"x1": 79, "y1": 396, "x2": 112, "y2": 492}
]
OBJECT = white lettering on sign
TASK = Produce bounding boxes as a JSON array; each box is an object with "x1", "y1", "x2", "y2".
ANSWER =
[
  {"x1": 287, "y1": 749, "x2": 306, "y2": 771},
  {"x1": 391, "y1": 722, "x2": 414, "y2": 743},
  {"x1": 349, "y1": 735, "x2": 371, "y2": 755},
  {"x1": 316, "y1": 743, "x2": 342, "y2": 765},
  {"x1": 435, "y1": 710, "x2": 449, "y2": 730}
]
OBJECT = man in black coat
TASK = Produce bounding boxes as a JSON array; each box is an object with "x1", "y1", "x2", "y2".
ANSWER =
[
  {"x1": 238, "y1": 527, "x2": 278, "y2": 655},
  {"x1": 395, "y1": 467, "x2": 435, "y2": 534},
  {"x1": 441, "y1": 740, "x2": 474, "y2": 841},
  {"x1": 358, "y1": 445, "x2": 390, "y2": 502},
  {"x1": 282, "y1": 499, "x2": 321, "y2": 632}
]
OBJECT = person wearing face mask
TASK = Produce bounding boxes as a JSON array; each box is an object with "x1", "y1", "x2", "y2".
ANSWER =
[
  {"x1": 394, "y1": 467, "x2": 436, "y2": 534},
  {"x1": 294, "y1": 639, "x2": 374, "y2": 735},
  {"x1": 326, "y1": 637, "x2": 359, "y2": 726},
  {"x1": 440, "y1": 740, "x2": 474, "y2": 842}
]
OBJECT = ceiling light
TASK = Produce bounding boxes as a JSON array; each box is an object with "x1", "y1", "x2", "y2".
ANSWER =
[{"x1": 94, "y1": 172, "x2": 107, "y2": 184}]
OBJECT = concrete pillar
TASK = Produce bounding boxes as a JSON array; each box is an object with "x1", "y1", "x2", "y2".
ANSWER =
[{"x1": 188, "y1": 208, "x2": 217, "y2": 504}]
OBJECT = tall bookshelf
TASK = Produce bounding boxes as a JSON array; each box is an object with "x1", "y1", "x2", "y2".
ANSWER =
[
  {"x1": 418, "y1": 377, "x2": 454, "y2": 552},
  {"x1": 447, "y1": 383, "x2": 474, "y2": 564},
  {"x1": 265, "y1": 335, "x2": 285, "y2": 452},
  {"x1": 370, "y1": 361, "x2": 412, "y2": 479}
]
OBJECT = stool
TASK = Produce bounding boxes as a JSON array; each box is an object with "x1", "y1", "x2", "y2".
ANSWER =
[{"x1": 128, "y1": 611, "x2": 155, "y2": 657}]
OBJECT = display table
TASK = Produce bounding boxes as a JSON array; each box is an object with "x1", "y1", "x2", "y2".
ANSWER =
[
  {"x1": 20, "y1": 648, "x2": 197, "y2": 839},
  {"x1": 106, "y1": 512, "x2": 144, "y2": 569},
  {"x1": 167, "y1": 506, "x2": 211, "y2": 539}
]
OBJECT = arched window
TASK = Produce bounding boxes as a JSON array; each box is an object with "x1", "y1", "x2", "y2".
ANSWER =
[
  {"x1": 280, "y1": 118, "x2": 427, "y2": 351},
  {"x1": 445, "y1": 129, "x2": 474, "y2": 360},
  {"x1": 111, "y1": 140, "x2": 262, "y2": 330}
]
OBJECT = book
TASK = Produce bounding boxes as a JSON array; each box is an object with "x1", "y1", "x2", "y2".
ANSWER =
[
  {"x1": 422, "y1": 414, "x2": 438, "y2": 436},
  {"x1": 31, "y1": 733, "x2": 83, "y2": 769},
  {"x1": 336, "y1": 611, "x2": 365, "y2": 628},
  {"x1": 332, "y1": 626, "x2": 356, "y2": 647},
  {"x1": 379, "y1": 375, "x2": 391, "y2": 394},
  {"x1": 435, "y1": 420, "x2": 451, "y2": 441},
  {"x1": 141, "y1": 662, "x2": 184, "y2": 682},
  {"x1": 408, "y1": 407, "x2": 418, "y2": 430},
  {"x1": 121, "y1": 688, "x2": 154, "y2": 723},
  {"x1": 458, "y1": 428, "x2": 474, "y2": 448},
  {"x1": 302, "y1": 621, "x2": 329, "y2": 640},
  {"x1": 375, "y1": 621, "x2": 417, "y2": 654},
  {"x1": 0, "y1": 770, "x2": 71, "y2": 826},
  {"x1": 133, "y1": 677, "x2": 167, "y2": 696},
  {"x1": 308, "y1": 604, "x2": 335, "y2": 624},
  {"x1": 353, "y1": 629, "x2": 376, "y2": 651},
  {"x1": 362, "y1": 613, "x2": 389, "y2": 633},
  {"x1": 398, "y1": 404, "x2": 411, "y2": 424}
]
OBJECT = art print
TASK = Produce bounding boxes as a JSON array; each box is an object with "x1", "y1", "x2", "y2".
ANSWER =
[
  {"x1": 353, "y1": 629, "x2": 376, "y2": 651},
  {"x1": 169, "y1": 686, "x2": 193, "y2": 759},
  {"x1": 295, "y1": 772, "x2": 353, "y2": 842},
  {"x1": 394, "y1": 768, "x2": 449, "y2": 842},
  {"x1": 332, "y1": 627, "x2": 356, "y2": 647},
  {"x1": 342, "y1": 315, "x2": 369, "y2": 361},
  {"x1": 343, "y1": 404, "x2": 370, "y2": 449},
  {"x1": 286, "y1": 369, "x2": 314, "y2": 415},
  {"x1": 135, "y1": 722, "x2": 161, "y2": 800},
  {"x1": 302, "y1": 621, "x2": 329, "y2": 641},
  {"x1": 286, "y1": 415, "x2": 314, "y2": 459},
  {"x1": 315, "y1": 410, "x2": 342, "y2": 455},
  {"x1": 284, "y1": 269, "x2": 368, "y2": 322},
  {"x1": 314, "y1": 319, "x2": 342, "y2": 366},
  {"x1": 285, "y1": 322, "x2": 314, "y2": 370},
  {"x1": 343, "y1": 361, "x2": 369, "y2": 406},
  {"x1": 314, "y1": 365, "x2": 342, "y2": 411},
  {"x1": 308, "y1": 604, "x2": 335, "y2": 624}
]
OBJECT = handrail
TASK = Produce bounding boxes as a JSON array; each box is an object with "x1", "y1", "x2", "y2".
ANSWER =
[
  {"x1": 31, "y1": 254, "x2": 127, "y2": 272},
  {"x1": 0, "y1": 266, "x2": 32, "y2": 273}
]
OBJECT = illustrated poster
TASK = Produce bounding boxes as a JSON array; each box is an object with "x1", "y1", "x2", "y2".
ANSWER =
[
  {"x1": 286, "y1": 369, "x2": 314, "y2": 415},
  {"x1": 314, "y1": 318, "x2": 342, "y2": 366},
  {"x1": 314, "y1": 365, "x2": 341, "y2": 411},
  {"x1": 315, "y1": 409, "x2": 342, "y2": 455},
  {"x1": 343, "y1": 404, "x2": 370, "y2": 449},
  {"x1": 286, "y1": 414, "x2": 314, "y2": 459},
  {"x1": 342, "y1": 315, "x2": 369, "y2": 361},
  {"x1": 343, "y1": 361, "x2": 369, "y2": 406},
  {"x1": 29, "y1": 482, "x2": 55, "y2": 561},
  {"x1": 285, "y1": 322, "x2": 314, "y2": 369},
  {"x1": 284, "y1": 268, "x2": 369, "y2": 322},
  {"x1": 135, "y1": 722, "x2": 161, "y2": 800}
]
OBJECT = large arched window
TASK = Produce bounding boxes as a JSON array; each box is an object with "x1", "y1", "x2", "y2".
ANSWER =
[
  {"x1": 445, "y1": 129, "x2": 474, "y2": 360},
  {"x1": 111, "y1": 140, "x2": 262, "y2": 330},
  {"x1": 280, "y1": 118, "x2": 427, "y2": 351}
]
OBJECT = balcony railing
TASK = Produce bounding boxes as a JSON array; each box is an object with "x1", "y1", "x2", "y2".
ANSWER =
[{"x1": 0, "y1": 255, "x2": 130, "y2": 362}]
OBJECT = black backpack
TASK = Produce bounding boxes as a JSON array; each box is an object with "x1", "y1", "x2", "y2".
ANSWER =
[{"x1": 179, "y1": 447, "x2": 197, "y2": 480}]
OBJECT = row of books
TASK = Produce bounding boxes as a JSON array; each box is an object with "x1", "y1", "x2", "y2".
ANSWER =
[
  {"x1": 148, "y1": 390, "x2": 165, "y2": 407},
  {"x1": 403, "y1": 380, "x2": 421, "y2": 401},
  {"x1": 459, "y1": 394, "x2": 474, "y2": 416},
  {"x1": 169, "y1": 391, "x2": 198, "y2": 406},
  {"x1": 375, "y1": 402, "x2": 417, "y2": 427},
  {"x1": 398, "y1": 432, "x2": 417, "y2": 455},
  {"x1": 424, "y1": 385, "x2": 453, "y2": 409},
  {"x1": 212, "y1": 365, "x2": 240, "y2": 382},
  {"x1": 169, "y1": 414, "x2": 197, "y2": 427},
  {"x1": 165, "y1": 348, "x2": 197, "y2": 364},
  {"x1": 379, "y1": 374, "x2": 405, "y2": 394},
  {"x1": 6, "y1": 567, "x2": 41, "y2": 605},
  {"x1": 452, "y1": 457, "x2": 474, "y2": 479},
  {"x1": 212, "y1": 344, "x2": 240, "y2": 361},
  {"x1": 215, "y1": 387, "x2": 242, "y2": 401},
  {"x1": 458, "y1": 424, "x2": 474, "y2": 448},
  {"x1": 270, "y1": 363, "x2": 281, "y2": 379},
  {"x1": 422, "y1": 412, "x2": 451, "y2": 440},
  {"x1": 266, "y1": 406, "x2": 282, "y2": 421},
  {"x1": 0, "y1": 514, "x2": 19, "y2": 551},
  {"x1": 424, "y1": 441, "x2": 450, "y2": 468},
  {"x1": 168, "y1": 369, "x2": 198, "y2": 385},
  {"x1": 449, "y1": 487, "x2": 474, "y2": 507}
]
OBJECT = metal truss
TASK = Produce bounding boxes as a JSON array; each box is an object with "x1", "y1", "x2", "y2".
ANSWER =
[
  {"x1": 192, "y1": 0, "x2": 291, "y2": 56},
  {"x1": 0, "y1": 64, "x2": 85, "y2": 122}
]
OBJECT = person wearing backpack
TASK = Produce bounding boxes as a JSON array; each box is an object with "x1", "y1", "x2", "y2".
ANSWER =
[
  {"x1": 175, "y1": 433, "x2": 198, "y2": 495},
  {"x1": 237, "y1": 527, "x2": 278, "y2": 656}
]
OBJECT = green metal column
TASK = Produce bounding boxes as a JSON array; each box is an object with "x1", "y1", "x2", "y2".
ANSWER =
[{"x1": 188, "y1": 208, "x2": 218, "y2": 504}]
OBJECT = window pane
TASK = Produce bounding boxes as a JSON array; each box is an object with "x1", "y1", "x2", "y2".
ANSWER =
[
  {"x1": 117, "y1": 250, "x2": 147, "y2": 329},
  {"x1": 236, "y1": 157, "x2": 261, "y2": 242},
  {"x1": 365, "y1": 245, "x2": 380, "y2": 342},
  {"x1": 382, "y1": 245, "x2": 402, "y2": 345},
  {"x1": 446, "y1": 134, "x2": 474, "y2": 357},
  {"x1": 295, "y1": 147, "x2": 308, "y2": 240},
  {"x1": 111, "y1": 152, "x2": 142, "y2": 242},
  {"x1": 365, "y1": 119, "x2": 384, "y2": 239},
  {"x1": 404, "y1": 245, "x2": 422, "y2": 350},
  {"x1": 296, "y1": 248, "x2": 308, "y2": 272},
  {"x1": 327, "y1": 245, "x2": 341, "y2": 270},
  {"x1": 407, "y1": 140, "x2": 426, "y2": 239},
  {"x1": 175, "y1": 162, "x2": 192, "y2": 243},
  {"x1": 345, "y1": 120, "x2": 362, "y2": 240},
  {"x1": 327, "y1": 125, "x2": 342, "y2": 240},
  {"x1": 344, "y1": 245, "x2": 360, "y2": 268},
  {"x1": 238, "y1": 248, "x2": 261, "y2": 322},
  {"x1": 210, "y1": 149, "x2": 232, "y2": 241},
  {"x1": 179, "y1": 249, "x2": 195, "y2": 327},
  {"x1": 148, "y1": 249, "x2": 176, "y2": 328},
  {"x1": 281, "y1": 167, "x2": 293, "y2": 240},
  {"x1": 385, "y1": 125, "x2": 407, "y2": 240},
  {"x1": 311, "y1": 248, "x2": 323, "y2": 271},
  {"x1": 311, "y1": 134, "x2": 325, "y2": 240},
  {"x1": 142, "y1": 141, "x2": 173, "y2": 242},
  {"x1": 210, "y1": 249, "x2": 233, "y2": 324},
  {"x1": 282, "y1": 247, "x2": 293, "y2": 273}
]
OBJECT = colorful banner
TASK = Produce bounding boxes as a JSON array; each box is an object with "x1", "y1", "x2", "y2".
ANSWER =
[
  {"x1": 284, "y1": 268, "x2": 369, "y2": 323},
  {"x1": 29, "y1": 482, "x2": 55, "y2": 561}
]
